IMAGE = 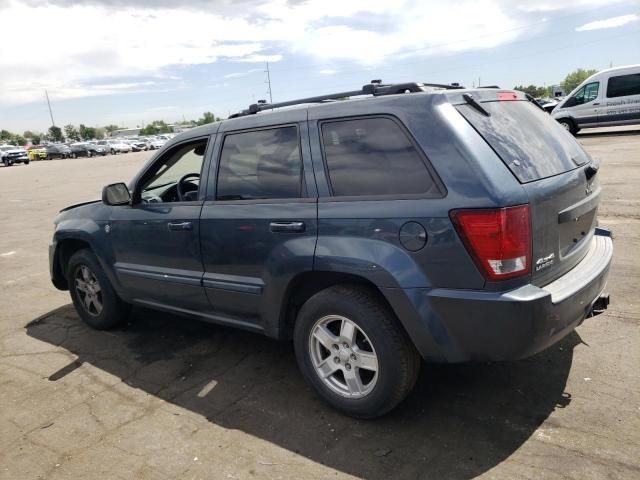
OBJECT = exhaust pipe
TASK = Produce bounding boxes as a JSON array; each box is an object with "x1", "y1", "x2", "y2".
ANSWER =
[{"x1": 590, "y1": 293, "x2": 610, "y2": 317}]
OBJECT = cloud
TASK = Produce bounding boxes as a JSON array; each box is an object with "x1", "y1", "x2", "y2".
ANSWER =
[
  {"x1": 576, "y1": 14, "x2": 639, "y2": 31},
  {"x1": 0, "y1": 0, "x2": 625, "y2": 107}
]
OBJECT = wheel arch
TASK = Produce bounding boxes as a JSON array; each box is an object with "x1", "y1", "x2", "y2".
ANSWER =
[{"x1": 277, "y1": 270, "x2": 408, "y2": 341}]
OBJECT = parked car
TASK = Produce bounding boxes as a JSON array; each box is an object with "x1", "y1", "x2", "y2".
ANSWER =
[
  {"x1": 70, "y1": 142, "x2": 107, "y2": 158},
  {"x1": 27, "y1": 145, "x2": 47, "y2": 161},
  {"x1": 50, "y1": 81, "x2": 612, "y2": 418},
  {"x1": 552, "y1": 64, "x2": 640, "y2": 134},
  {"x1": 1, "y1": 145, "x2": 30, "y2": 166},
  {"x1": 536, "y1": 97, "x2": 561, "y2": 113},
  {"x1": 147, "y1": 138, "x2": 165, "y2": 150},
  {"x1": 127, "y1": 139, "x2": 148, "y2": 152},
  {"x1": 45, "y1": 144, "x2": 71, "y2": 160},
  {"x1": 97, "y1": 140, "x2": 132, "y2": 155}
]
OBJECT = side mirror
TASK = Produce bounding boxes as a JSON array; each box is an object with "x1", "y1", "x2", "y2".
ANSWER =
[
  {"x1": 102, "y1": 182, "x2": 131, "y2": 206},
  {"x1": 564, "y1": 96, "x2": 577, "y2": 108}
]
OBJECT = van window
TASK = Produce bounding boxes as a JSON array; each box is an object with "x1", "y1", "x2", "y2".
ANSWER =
[
  {"x1": 606, "y1": 73, "x2": 640, "y2": 98},
  {"x1": 320, "y1": 117, "x2": 439, "y2": 197},
  {"x1": 573, "y1": 81, "x2": 599, "y2": 105},
  {"x1": 456, "y1": 100, "x2": 589, "y2": 183},
  {"x1": 216, "y1": 126, "x2": 303, "y2": 200}
]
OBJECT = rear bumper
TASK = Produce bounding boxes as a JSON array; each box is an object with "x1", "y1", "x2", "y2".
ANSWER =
[{"x1": 385, "y1": 232, "x2": 613, "y2": 363}]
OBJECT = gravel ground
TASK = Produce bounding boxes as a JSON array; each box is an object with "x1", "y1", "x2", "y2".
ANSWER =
[{"x1": 0, "y1": 129, "x2": 638, "y2": 480}]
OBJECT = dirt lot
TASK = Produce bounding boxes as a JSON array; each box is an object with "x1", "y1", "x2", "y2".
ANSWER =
[{"x1": 1, "y1": 130, "x2": 639, "y2": 480}]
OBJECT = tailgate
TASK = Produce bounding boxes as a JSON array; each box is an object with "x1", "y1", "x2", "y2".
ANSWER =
[{"x1": 454, "y1": 93, "x2": 600, "y2": 284}]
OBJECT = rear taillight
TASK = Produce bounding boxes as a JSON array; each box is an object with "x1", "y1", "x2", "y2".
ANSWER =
[{"x1": 450, "y1": 205, "x2": 531, "y2": 281}]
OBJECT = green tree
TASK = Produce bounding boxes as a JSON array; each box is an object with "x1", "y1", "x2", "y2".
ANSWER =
[
  {"x1": 0, "y1": 130, "x2": 12, "y2": 142},
  {"x1": 140, "y1": 120, "x2": 171, "y2": 135},
  {"x1": 513, "y1": 84, "x2": 549, "y2": 98},
  {"x1": 104, "y1": 124, "x2": 120, "y2": 135},
  {"x1": 13, "y1": 135, "x2": 27, "y2": 146},
  {"x1": 64, "y1": 124, "x2": 80, "y2": 141},
  {"x1": 94, "y1": 127, "x2": 106, "y2": 140},
  {"x1": 30, "y1": 133, "x2": 42, "y2": 144},
  {"x1": 48, "y1": 125, "x2": 64, "y2": 142},
  {"x1": 79, "y1": 124, "x2": 97, "y2": 140},
  {"x1": 561, "y1": 68, "x2": 598, "y2": 94},
  {"x1": 196, "y1": 111, "x2": 217, "y2": 126}
]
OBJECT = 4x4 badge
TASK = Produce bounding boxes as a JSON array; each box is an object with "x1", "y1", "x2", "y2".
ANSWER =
[{"x1": 535, "y1": 253, "x2": 555, "y2": 271}]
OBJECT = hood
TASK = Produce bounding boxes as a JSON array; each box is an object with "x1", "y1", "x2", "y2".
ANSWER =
[
  {"x1": 2, "y1": 148, "x2": 26, "y2": 154},
  {"x1": 59, "y1": 199, "x2": 101, "y2": 213}
]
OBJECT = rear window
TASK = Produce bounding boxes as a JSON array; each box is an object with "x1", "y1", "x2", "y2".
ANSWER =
[
  {"x1": 456, "y1": 100, "x2": 589, "y2": 183},
  {"x1": 321, "y1": 117, "x2": 440, "y2": 197}
]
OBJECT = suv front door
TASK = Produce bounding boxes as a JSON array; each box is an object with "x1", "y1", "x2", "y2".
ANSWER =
[
  {"x1": 199, "y1": 112, "x2": 317, "y2": 334},
  {"x1": 109, "y1": 136, "x2": 213, "y2": 313}
]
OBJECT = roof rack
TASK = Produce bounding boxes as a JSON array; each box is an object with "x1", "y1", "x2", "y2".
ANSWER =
[{"x1": 229, "y1": 80, "x2": 465, "y2": 118}]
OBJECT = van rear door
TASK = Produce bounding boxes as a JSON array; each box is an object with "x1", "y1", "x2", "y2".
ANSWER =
[{"x1": 453, "y1": 91, "x2": 600, "y2": 286}]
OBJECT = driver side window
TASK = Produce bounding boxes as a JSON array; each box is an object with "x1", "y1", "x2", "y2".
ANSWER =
[
  {"x1": 140, "y1": 139, "x2": 208, "y2": 203},
  {"x1": 572, "y1": 81, "x2": 599, "y2": 106}
]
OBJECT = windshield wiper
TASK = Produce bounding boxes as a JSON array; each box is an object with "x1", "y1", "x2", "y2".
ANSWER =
[{"x1": 462, "y1": 94, "x2": 490, "y2": 117}]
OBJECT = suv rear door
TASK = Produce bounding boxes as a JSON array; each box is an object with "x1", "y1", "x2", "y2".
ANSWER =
[
  {"x1": 199, "y1": 110, "x2": 318, "y2": 334},
  {"x1": 454, "y1": 91, "x2": 600, "y2": 285}
]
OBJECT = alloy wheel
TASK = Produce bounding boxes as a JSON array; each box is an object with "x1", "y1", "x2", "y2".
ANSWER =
[
  {"x1": 74, "y1": 265, "x2": 103, "y2": 316},
  {"x1": 309, "y1": 315, "x2": 379, "y2": 398}
]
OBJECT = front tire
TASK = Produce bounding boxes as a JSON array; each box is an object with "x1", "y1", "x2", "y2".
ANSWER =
[
  {"x1": 294, "y1": 285, "x2": 420, "y2": 418},
  {"x1": 557, "y1": 118, "x2": 578, "y2": 136},
  {"x1": 67, "y1": 249, "x2": 130, "y2": 330}
]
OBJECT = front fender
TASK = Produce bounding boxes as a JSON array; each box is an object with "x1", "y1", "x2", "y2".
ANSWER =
[{"x1": 51, "y1": 218, "x2": 121, "y2": 295}]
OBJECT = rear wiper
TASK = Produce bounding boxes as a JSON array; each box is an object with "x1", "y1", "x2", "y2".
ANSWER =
[{"x1": 462, "y1": 94, "x2": 490, "y2": 116}]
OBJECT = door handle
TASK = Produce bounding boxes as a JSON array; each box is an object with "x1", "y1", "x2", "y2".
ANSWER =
[
  {"x1": 593, "y1": 102, "x2": 600, "y2": 105},
  {"x1": 167, "y1": 221, "x2": 193, "y2": 231},
  {"x1": 269, "y1": 221, "x2": 305, "y2": 233}
]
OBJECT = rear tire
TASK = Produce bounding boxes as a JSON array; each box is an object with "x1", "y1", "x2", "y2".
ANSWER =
[
  {"x1": 558, "y1": 118, "x2": 577, "y2": 136},
  {"x1": 3, "y1": 158, "x2": 10, "y2": 167},
  {"x1": 294, "y1": 284, "x2": 420, "y2": 418},
  {"x1": 67, "y1": 249, "x2": 130, "y2": 330}
]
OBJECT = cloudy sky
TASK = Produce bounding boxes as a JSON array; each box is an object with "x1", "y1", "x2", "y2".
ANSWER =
[{"x1": 0, "y1": 0, "x2": 638, "y2": 133}]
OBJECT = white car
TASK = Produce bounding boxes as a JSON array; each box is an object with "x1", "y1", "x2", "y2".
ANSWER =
[
  {"x1": 97, "y1": 140, "x2": 132, "y2": 154},
  {"x1": 1, "y1": 145, "x2": 30, "y2": 166},
  {"x1": 148, "y1": 138, "x2": 166, "y2": 150}
]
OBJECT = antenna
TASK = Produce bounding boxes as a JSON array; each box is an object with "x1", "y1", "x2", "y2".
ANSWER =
[
  {"x1": 265, "y1": 61, "x2": 273, "y2": 104},
  {"x1": 45, "y1": 89, "x2": 55, "y2": 126}
]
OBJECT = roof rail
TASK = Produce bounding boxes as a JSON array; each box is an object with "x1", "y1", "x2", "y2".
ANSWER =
[{"x1": 228, "y1": 80, "x2": 464, "y2": 118}]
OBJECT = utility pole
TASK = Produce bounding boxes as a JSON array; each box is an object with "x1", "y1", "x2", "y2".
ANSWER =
[
  {"x1": 265, "y1": 61, "x2": 273, "y2": 104},
  {"x1": 44, "y1": 89, "x2": 55, "y2": 126}
]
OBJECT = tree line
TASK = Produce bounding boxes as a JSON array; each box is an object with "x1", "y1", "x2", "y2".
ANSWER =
[
  {"x1": 513, "y1": 68, "x2": 598, "y2": 98},
  {"x1": 1, "y1": 111, "x2": 221, "y2": 146}
]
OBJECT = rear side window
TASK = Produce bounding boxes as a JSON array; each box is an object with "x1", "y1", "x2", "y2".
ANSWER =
[
  {"x1": 606, "y1": 73, "x2": 640, "y2": 98},
  {"x1": 321, "y1": 117, "x2": 439, "y2": 197},
  {"x1": 456, "y1": 100, "x2": 589, "y2": 183},
  {"x1": 216, "y1": 126, "x2": 303, "y2": 200}
]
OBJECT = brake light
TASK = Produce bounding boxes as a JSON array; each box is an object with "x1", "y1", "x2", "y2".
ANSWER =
[
  {"x1": 450, "y1": 205, "x2": 531, "y2": 281},
  {"x1": 497, "y1": 91, "x2": 519, "y2": 101}
]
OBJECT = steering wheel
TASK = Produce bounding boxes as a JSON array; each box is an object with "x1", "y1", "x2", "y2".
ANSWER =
[{"x1": 177, "y1": 173, "x2": 200, "y2": 201}]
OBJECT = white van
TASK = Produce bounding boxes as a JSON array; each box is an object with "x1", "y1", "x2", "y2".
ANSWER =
[{"x1": 552, "y1": 64, "x2": 640, "y2": 135}]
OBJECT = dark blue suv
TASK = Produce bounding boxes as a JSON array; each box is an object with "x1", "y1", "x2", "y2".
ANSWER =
[{"x1": 50, "y1": 82, "x2": 613, "y2": 418}]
